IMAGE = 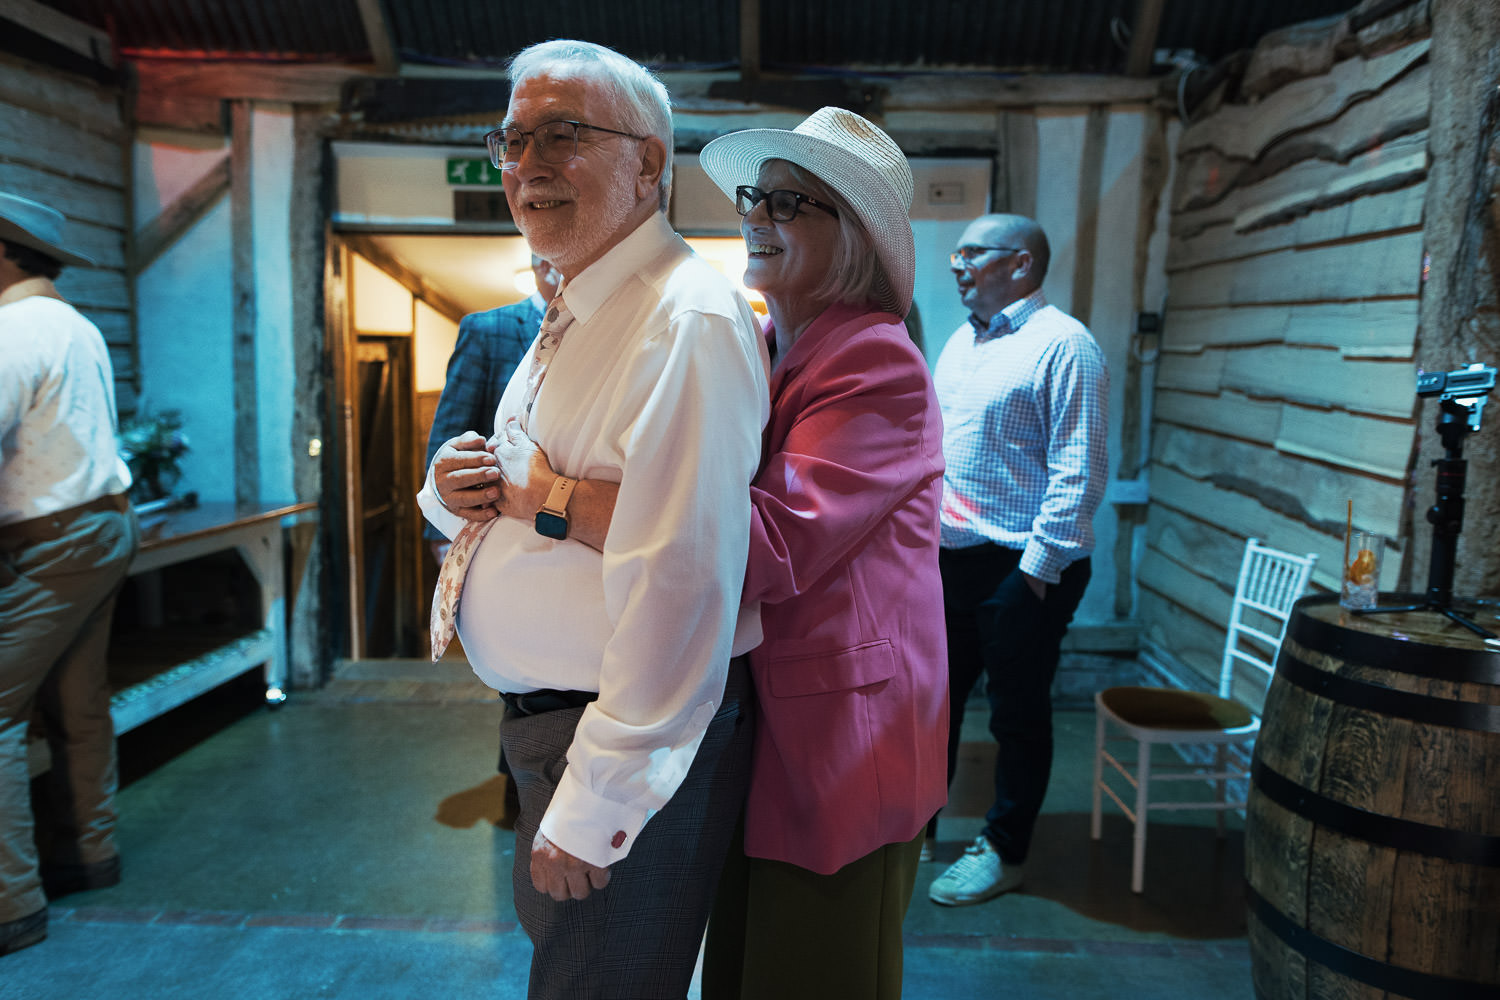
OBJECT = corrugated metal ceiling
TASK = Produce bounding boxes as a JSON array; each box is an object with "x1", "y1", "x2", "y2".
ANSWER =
[{"x1": 38, "y1": 0, "x2": 1362, "y2": 74}]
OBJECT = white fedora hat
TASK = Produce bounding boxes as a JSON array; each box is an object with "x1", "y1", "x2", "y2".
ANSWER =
[
  {"x1": 699, "y1": 107, "x2": 914, "y2": 318},
  {"x1": 0, "y1": 192, "x2": 95, "y2": 268}
]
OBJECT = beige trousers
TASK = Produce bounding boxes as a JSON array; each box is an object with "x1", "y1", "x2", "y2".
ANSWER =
[{"x1": 0, "y1": 495, "x2": 137, "y2": 921}]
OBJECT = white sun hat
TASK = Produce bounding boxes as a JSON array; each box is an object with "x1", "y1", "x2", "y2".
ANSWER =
[
  {"x1": 699, "y1": 106, "x2": 915, "y2": 318},
  {"x1": 0, "y1": 192, "x2": 95, "y2": 268}
]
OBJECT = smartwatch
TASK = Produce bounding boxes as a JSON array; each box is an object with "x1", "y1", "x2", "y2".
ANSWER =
[{"x1": 535, "y1": 476, "x2": 576, "y2": 540}]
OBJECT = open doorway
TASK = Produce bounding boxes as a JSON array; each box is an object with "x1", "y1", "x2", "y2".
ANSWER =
[{"x1": 327, "y1": 233, "x2": 536, "y2": 659}]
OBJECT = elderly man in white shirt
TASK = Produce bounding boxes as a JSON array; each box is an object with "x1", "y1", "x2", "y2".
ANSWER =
[
  {"x1": 0, "y1": 193, "x2": 140, "y2": 959},
  {"x1": 417, "y1": 40, "x2": 769, "y2": 998}
]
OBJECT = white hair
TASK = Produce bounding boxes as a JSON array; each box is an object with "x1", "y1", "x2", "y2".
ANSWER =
[{"x1": 508, "y1": 40, "x2": 673, "y2": 212}]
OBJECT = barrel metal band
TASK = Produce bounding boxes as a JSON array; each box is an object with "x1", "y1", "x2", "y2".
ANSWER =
[
  {"x1": 1245, "y1": 882, "x2": 1500, "y2": 1000},
  {"x1": 1276, "y1": 651, "x2": 1500, "y2": 734},
  {"x1": 1287, "y1": 596, "x2": 1500, "y2": 685},
  {"x1": 1250, "y1": 756, "x2": 1500, "y2": 866}
]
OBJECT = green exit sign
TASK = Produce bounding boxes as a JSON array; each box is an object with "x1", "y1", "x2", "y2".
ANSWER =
[{"x1": 447, "y1": 158, "x2": 505, "y2": 186}]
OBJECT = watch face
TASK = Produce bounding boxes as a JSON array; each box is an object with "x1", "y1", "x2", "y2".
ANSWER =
[{"x1": 535, "y1": 510, "x2": 569, "y2": 540}]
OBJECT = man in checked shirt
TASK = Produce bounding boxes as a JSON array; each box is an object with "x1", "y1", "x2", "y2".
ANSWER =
[{"x1": 926, "y1": 213, "x2": 1109, "y2": 907}]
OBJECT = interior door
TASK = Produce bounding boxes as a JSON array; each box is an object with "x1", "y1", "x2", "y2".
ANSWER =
[
  {"x1": 353, "y1": 336, "x2": 419, "y2": 657},
  {"x1": 329, "y1": 240, "x2": 424, "y2": 659}
]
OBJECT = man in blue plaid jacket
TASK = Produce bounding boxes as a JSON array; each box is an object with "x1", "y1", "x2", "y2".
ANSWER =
[{"x1": 424, "y1": 253, "x2": 558, "y2": 564}]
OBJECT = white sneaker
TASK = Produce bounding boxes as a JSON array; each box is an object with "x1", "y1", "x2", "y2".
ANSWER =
[
  {"x1": 919, "y1": 837, "x2": 935, "y2": 863},
  {"x1": 928, "y1": 835, "x2": 1023, "y2": 906}
]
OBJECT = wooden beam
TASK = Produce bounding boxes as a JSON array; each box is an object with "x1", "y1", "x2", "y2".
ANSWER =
[
  {"x1": 288, "y1": 106, "x2": 328, "y2": 684},
  {"x1": 1070, "y1": 105, "x2": 1110, "y2": 326},
  {"x1": 134, "y1": 59, "x2": 373, "y2": 104},
  {"x1": 354, "y1": 0, "x2": 400, "y2": 76},
  {"x1": 995, "y1": 111, "x2": 1038, "y2": 216},
  {"x1": 1115, "y1": 110, "x2": 1171, "y2": 618},
  {"x1": 132, "y1": 90, "x2": 224, "y2": 134},
  {"x1": 231, "y1": 101, "x2": 260, "y2": 507},
  {"x1": 1125, "y1": 0, "x2": 1167, "y2": 78},
  {"x1": 340, "y1": 234, "x2": 467, "y2": 325},
  {"x1": 128, "y1": 153, "x2": 230, "y2": 275},
  {"x1": 740, "y1": 0, "x2": 761, "y2": 85},
  {"x1": 672, "y1": 72, "x2": 1161, "y2": 112},
  {"x1": 0, "y1": 0, "x2": 112, "y2": 67},
  {"x1": 888, "y1": 73, "x2": 1159, "y2": 109}
]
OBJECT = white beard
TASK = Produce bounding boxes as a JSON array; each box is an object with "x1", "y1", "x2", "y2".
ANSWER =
[{"x1": 514, "y1": 160, "x2": 640, "y2": 274}]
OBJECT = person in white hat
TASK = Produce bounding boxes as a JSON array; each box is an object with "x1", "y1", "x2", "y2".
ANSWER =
[
  {"x1": 0, "y1": 192, "x2": 139, "y2": 957},
  {"x1": 478, "y1": 106, "x2": 950, "y2": 998}
]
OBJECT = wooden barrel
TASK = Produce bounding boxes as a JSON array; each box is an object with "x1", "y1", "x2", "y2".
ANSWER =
[{"x1": 1246, "y1": 593, "x2": 1500, "y2": 1000}]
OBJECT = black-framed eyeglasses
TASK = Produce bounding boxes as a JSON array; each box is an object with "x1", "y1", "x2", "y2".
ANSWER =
[
  {"x1": 949, "y1": 246, "x2": 1024, "y2": 269},
  {"x1": 735, "y1": 185, "x2": 840, "y2": 222},
  {"x1": 486, "y1": 120, "x2": 648, "y2": 169}
]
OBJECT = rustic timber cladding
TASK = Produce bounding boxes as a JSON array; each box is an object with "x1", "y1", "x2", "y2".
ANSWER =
[
  {"x1": 1142, "y1": 0, "x2": 1436, "y2": 696},
  {"x1": 0, "y1": 51, "x2": 132, "y2": 407}
]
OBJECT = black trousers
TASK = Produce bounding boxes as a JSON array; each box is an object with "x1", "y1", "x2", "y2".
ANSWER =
[{"x1": 929, "y1": 543, "x2": 1090, "y2": 865}]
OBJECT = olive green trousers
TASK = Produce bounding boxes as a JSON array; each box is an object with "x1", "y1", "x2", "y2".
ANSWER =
[{"x1": 702, "y1": 819, "x2": 925, "y2": 1000}]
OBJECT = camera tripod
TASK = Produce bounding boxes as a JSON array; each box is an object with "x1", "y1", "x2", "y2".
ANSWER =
[{"x1": 1355, "y1": 392, "x2": 1497, "y2": 639}]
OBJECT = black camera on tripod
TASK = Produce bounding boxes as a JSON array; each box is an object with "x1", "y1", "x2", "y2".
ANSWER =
[
  {"x1": 1357, "y1": 361, "x2": 1497, "y2": 637},
  {"x1": 1416, "y1": 361, "x2": 1497, "y2": 398},
  {"x1": 1416, "y1": 362, "x2": 1495, "y2": 433}
]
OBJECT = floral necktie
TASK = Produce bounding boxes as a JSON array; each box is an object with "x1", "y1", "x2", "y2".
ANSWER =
[{"x1": 429, "y1": 295, "x2": 573, "y2": 661}]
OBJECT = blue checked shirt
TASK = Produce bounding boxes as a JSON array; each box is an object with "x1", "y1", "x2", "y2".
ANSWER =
[{"x1": 933, "y1": 289, "x2": 1109, "y2": 583}]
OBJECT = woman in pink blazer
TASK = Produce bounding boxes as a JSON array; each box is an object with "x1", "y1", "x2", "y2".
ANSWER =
[{"x1": 482, "y1": 108, "x2": 948, "y2": 999}]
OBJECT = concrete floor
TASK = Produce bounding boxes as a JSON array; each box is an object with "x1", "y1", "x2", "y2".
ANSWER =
[{"x1": 5, "y1": 660, "x2": 1254, "y2": 999}]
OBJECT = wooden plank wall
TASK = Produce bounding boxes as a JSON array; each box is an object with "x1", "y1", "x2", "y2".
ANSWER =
[
  {"x1": 0, "y1": 53, "x2": 132, "y2": 407},
  {"x1": 1142, "y1": 7, "x2": 1432, "y2": 702}
]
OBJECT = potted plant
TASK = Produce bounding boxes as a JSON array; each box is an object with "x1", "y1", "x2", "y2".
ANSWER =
[{"x1": 118, "y1": 408, "x2": 190, "y2": 504}]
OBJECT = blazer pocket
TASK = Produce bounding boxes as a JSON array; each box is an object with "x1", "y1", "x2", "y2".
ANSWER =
[{"x1": 765, "y1": 639, "x2": 897, "y2": 698}]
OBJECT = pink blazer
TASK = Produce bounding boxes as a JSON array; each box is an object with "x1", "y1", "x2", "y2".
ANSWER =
[{"x1": 743, "y1": 301, "x2": 950, "y2": 875}]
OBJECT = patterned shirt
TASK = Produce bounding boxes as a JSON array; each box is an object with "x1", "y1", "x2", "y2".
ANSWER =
[{"x1": 933, "y1": 289, "x2": 1109, "y2": 583}]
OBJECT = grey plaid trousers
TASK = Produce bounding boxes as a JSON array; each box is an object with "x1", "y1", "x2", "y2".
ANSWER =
[{"x1": 504, "y1": 657, "x2": 752, "y2": 999}]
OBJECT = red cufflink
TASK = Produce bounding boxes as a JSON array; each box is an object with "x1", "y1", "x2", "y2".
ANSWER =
[{"x1": 611, "y1": 831, "x2": 626, "y2": 849}]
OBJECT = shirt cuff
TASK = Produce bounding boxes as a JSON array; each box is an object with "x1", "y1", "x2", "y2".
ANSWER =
[
  {"x1": 540, "y1": 767, "x2": 651, "y2": 869},
  {"x1": 1019, "y1": 540, "x2": 1066, "y2": 585},
  {"x1": 416, "y1": 466, "x2": 467, "y2": 540}
]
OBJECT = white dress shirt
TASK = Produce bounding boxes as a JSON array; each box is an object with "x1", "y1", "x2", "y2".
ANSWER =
[
  {"x1": 0, "y1": 280, "x2": 131, "y2": 526},
  {"x1": 933, "y1": 289, "x2": 1109, "y2": 583},
  {"x1": 417, "y1": 214, "x2": 770, "y2": 867}
]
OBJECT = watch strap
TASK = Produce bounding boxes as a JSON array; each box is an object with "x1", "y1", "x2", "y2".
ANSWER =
[{"x1": 540, "y1": 476, "x2": 576, "y2": 517}]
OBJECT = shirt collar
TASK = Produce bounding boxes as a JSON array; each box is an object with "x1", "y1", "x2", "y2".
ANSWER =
[
  {"x1": 969, "y1": 288, "x2": 1047, "y2": 342},
  {"x1": 555, "y1": 213, "x2": 678, "y2": 326},
  {"x1": 0, "y1": 276, "x2": 64, "y2": 308}
]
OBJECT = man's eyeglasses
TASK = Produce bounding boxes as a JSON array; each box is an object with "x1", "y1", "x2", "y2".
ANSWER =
[
  {"x1": 486, "y1": 120, "x2": 647, "y2": 169},
  {"x1": 949, "y1": 246, "x2": 1024, "y2": 270},
  {"x1": 735, "y1": 185, "x2": 840, "y2": 222}
]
